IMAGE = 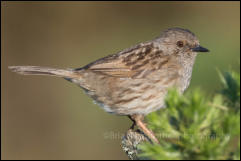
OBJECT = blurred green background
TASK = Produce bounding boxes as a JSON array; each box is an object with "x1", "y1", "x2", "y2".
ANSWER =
[{"x1": 1, "y1": 1, "x2": 240, "y2": 160}]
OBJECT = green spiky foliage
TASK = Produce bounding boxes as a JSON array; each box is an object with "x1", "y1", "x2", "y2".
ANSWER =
[{"x1": 139, "y1": 71, "x2": 240, "y2": 160}]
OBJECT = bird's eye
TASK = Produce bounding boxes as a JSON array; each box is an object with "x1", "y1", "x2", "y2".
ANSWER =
[{"x1": 177, "y1": 41, "x2": 184, "y2": 47}]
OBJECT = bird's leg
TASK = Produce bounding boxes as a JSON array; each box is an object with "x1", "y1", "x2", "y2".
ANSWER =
[
  {"x1": 129, "y1": 114, "x2": 160, "y2": 144},
  {"x1": 128, "y1": 116, "x2": 136, "y2": 130}
]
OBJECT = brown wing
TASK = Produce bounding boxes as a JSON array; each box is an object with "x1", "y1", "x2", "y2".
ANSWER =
[
  {"x1": 78, "y1": 42, "x2": 175, "y2": 78},
  {"x1": 85, "y1": 60, "x2": 133, "y2": 77}
]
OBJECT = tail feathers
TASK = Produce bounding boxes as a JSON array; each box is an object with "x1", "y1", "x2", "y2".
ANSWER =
[{"x1": 8, "y1": 66, "x2": 78, "y2": 78}]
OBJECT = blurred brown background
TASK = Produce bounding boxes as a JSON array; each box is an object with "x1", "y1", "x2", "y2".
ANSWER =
[{"x1": 1, "y1": 1, "x2": 240, "y2": 160}]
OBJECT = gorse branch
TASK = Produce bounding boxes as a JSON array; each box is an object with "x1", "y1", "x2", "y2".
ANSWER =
[{"x1": 136, "y1": 70, "x2": 240, "y2": 160}]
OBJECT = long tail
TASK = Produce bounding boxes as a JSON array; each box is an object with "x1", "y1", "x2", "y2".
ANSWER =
[{"x1": 8, "y1": 66, "x2": 79, "y2": 79}]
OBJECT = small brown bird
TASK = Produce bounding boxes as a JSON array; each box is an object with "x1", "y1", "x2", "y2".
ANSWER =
[{"x1": 9, "y1": 28, "x2": 209, "y2": 144}]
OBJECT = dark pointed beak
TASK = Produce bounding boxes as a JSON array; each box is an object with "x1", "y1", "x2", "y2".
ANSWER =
[{"x1": 192, "y1": 45, "x2": 209, "y2": 52}]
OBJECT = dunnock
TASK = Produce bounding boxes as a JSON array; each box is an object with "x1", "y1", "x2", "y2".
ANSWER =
[{"x1": 9, "y1": 28, "x2": 209, "y2": 144}]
